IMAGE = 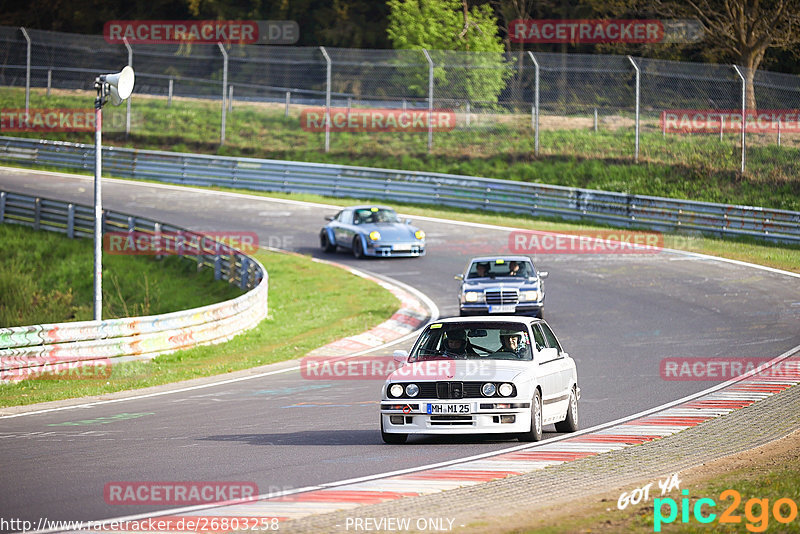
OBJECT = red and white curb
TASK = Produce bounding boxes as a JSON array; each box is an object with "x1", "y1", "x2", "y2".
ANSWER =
[{"x1": 98, "y1": 348, "x2": 800, "y2": 530}]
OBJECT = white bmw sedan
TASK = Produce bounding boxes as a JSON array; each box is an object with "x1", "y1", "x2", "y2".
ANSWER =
[{"x1": 380, "y1": 317, "x2": 579, "y2": 444}]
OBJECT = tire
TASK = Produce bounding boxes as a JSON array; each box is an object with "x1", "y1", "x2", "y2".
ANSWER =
[
  {"x1": 352, "y1": 237, "x2": 365, "y2": 259},
  {"x1": 555, "y1": 386, "x2": 579, "y2": 433},
  {"x1": 320, "y1": 232, "x2": 336, "y2": 253},
  {"x1": 518, "y1": 389, "x2": 543, "y2": 442},
  {"x1": 381, "y1": 417, "x2": 407, "y2": 444}
]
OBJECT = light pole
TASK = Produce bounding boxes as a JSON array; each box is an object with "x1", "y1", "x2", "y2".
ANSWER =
[{"x1": 93, "y1": 66, "x2": 134, "y2": 321}]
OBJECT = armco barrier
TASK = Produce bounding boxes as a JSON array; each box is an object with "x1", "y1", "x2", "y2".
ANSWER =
[
  {"x1": 1, "y1": 136, "x2": 798, "y2": 244},
  {"x1": 0, "y1": 191, "x2": 268, "y2": 382}
]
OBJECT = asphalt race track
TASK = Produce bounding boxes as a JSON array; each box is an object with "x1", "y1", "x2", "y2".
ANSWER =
[{"x1": 2, "y1": 167, "x2": 800, "y2": 525}]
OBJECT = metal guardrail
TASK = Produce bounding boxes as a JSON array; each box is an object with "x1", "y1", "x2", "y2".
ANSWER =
[
  {"x1": 1, "y1": 136, "x2": 798, "y2": 244},
  {"x1": 0, "y1": 190, "x2": 269, "y2": 382}
]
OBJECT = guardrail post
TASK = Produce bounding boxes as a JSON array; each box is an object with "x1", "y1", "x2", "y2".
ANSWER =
[
  {"x1": 20, "y1": 27, "x2": 31, "y2": 116},
  {"x1": 0, "y1": 192, "x2": 6, "y2": 223},
  {"x1": 732, "y1": 65, "x2": 746, "y2": 173},
  {"x1": 154, "y1": 222, "x2": 162, "y2": 259},
  {"x1": 240, "y1": 257, "x2": 250, "y2": 290},
  {"x1": 422, "y1": 49, "x2": 434, "y2": 153},
  {"x1": 123, "y1": 38, "x2": 133, "y2": 138},
  {"x1": 67, "y1": 204, "x2": 75, "y2": 238},
  {"x1": 527, "y1": 52, "x2": 539, "y2": 156},
  {"x1": 217, "y1": 43, "x2": 228, "y2": 145},
  {"x1": 628, "y1": 56, "x2": 640, "y2": 163},
  {"x1": 214, "y1": 255, "x2": 222, "y2": 280},
  {"x1": 34, "y1": 197, "x2": 41, "y2": 230},
  {"x1": 320, "y1": 46, "x2": 332, "y2": 153}
]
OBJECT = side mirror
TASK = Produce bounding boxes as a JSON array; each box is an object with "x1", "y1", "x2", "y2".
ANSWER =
[
  {"x1": 539, "y1": 271, "x2": 549, "y2": 279},
  {"x1": 405, "y1": 219, "x2": 412, "y2": 225},
  {"x1": 454, "y1": 274, "x2": 464, "y2": 281},
  {"x1": 561, "y1": 351, "x2": 570, "y2": 359},
  {"x1": 324, "y1": 215, "x2": 334, "y2": 221},
  {"x1": 393, "y1": 350, "x2": 409, "y2": 365}
]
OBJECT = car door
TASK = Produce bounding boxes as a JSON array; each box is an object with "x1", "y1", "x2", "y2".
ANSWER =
[
  {"x1": 531, "y1": 323, "x2": 562, "y2": 424},
  {"x1": 537, "y1": 321, "x2": 572, "y2": 420},
  {"x1": 333, "y1": 209, "x2": 353, "y2": 247}
]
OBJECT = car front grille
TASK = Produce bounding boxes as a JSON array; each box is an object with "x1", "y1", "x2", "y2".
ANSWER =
[
  {"x1": 485, "y1": 290, "x2": 519, "y2": 305},
  {"x1": 391, "y1": 382, "x2": 489, "y2": 399},
  {"x1": 430, "y1": 415, "x2": 474, "y2": 425}
]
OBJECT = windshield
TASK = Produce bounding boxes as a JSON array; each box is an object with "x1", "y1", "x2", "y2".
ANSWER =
[
  {"x1": 409, "y1": 322, "x2": 532, "y2": 361},
  {"x1": 468, "y1": 259, "x2": 532, "y2": 279},
  {"x1": 353, "y1": 208, "x2": 399, "y2": 224}
]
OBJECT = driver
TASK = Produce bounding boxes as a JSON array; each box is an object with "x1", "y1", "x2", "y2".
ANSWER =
[
  {"x1": 496, "y1": 329, "x2": 529, "y2": 358},
  {"x1": 444, "y1": 330, "x2": 478, "y2": 357}
]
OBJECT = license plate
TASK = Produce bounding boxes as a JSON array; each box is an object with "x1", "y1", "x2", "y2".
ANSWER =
[
  {"x1": 489, "y1": 304, "x2": 516, "y2": 313},
  {"x1": 427, "y1": 403, "x2": 471, "y2": 414},
  {"x1": 393, "y1": 243, "x2": 413, "y2": 251}
]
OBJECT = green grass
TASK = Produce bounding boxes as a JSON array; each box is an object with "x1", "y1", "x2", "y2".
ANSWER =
[
  {"x1": 2, "y1": 87, "x2": 798, "y2": 211},
  {"x1": 0, "y1": 224, "x2": 243, "y2": 326},
  {"x1": 0, "y1": 247, "x2": 399, "y2": 407}
]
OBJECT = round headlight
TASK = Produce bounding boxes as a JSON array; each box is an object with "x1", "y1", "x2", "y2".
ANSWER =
[
  {"x1": 405, "y1": 383, "x2": 420, "y2": 397},
  {"x1": 415, "y1": 230, "x2": 425, "y2": 240},
  {"x1": 481, "y1": 383, "x2": 497, "y2": 396},
  {"x1": 390, "y1": 384, "x2": 404, "y2": 397},
  {"x1": 498, "y1": 383, "x2": 514, "y2": 397},
  {"x1": 369, "y1": 231, "x2": 381, "y2": 241},
  {"x1": 465, "y1": 292, "x2": 480, "y2": 303}
]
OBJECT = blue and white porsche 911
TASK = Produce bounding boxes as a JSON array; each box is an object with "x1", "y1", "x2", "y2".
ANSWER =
[
  {"x1": 380, "y1": 316, "x2": 579, "y2": 444},
  {"x1": 320, "y1": 205, "x2": 426, "y2": 258}
]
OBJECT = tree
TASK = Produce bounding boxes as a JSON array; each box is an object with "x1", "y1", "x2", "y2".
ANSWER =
[
  {"x1": 387, "y1": 0, "x2": 512, "y2": 106},
  {"x1": 587, "y1": 0, "x2": 800, "y2": 108}
]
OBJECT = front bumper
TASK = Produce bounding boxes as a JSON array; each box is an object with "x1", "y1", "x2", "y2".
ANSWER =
[
  {"x1": 459, "y1": 303, "x2": 543, "y2": 316},
  {"x1": 364, "y1": 242, "x2": 425, "y2": 257},
  {"x1": 380, "y1": 399, "x2": 532, "y2": 435}
]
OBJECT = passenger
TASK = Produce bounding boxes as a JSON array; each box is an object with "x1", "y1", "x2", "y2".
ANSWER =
[
  {"x1": 507, "y1": 261, "x2": 521, "y2": 276},
  {"x1": 444, "y1": 330, "x2": 478, "y2": 357},
  {"x1": 496, "y1": 329, "x2": 529, "y2": 358}
]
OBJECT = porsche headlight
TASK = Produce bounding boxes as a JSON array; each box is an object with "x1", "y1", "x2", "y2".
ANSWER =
[
  {"x1": 464, "y1": 291, "x2": 482, "y2": 303},
  {"x1": 414, "y1": 230, "x2": 425, "y2": 240},
  {"x1": 389, "y1": 384, "x2": 404, "y2": 397},
  {"x1": 498, "y1": 383, "x2": 514, "y2": 397},
  {"x1": 405, "y1": 383, "x2": 420, "y2": 397},
  {"x1": 369, "y1": 231, "x2": 381, "y2": 241},
  {"x1": 521, "y1": 290, "x2": 540, "y2": 302},
  {"x1": 481, "y1": 383, "x2": 497, "y2": 397}
]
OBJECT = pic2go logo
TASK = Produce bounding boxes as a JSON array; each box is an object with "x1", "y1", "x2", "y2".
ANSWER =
[{"x1": 653, "y1": 489, "x2": 800, "y2": 532}]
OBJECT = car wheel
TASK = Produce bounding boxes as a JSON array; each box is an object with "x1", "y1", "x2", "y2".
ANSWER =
[
  {"x1": 320, "y1": 232, "x2": 336, "y2": 253},
  {"x1": 381, "y1": 417, "x2": 407, "y2": 444},
  {"x1": 518, "y1": 389, "x2": 543, "y2": 442},
  {"x1": 555, "y1": 386, "x2": 579, "y2": 433},
  {"x1": 352, "y1": 237, "x2": 364, "y2": 259}
]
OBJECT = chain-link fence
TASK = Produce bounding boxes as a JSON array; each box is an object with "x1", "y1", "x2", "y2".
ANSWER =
[{"x1": 1, "y1": 25, "x2": 799, "y2": 193}]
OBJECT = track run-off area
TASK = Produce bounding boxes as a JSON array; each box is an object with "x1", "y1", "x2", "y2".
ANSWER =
[{"x1": 1, "y1": 166, "x2": 800, "y2": 530}]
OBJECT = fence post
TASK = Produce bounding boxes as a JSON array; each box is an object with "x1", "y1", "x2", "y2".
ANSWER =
[
  {"x1": 466, "y1": 101, "x2": 470, "y2": 127},
  {"x1": 228, "y1": 84, "x2": 234, "y2": 113},
  {"x1": 320, "y1": 46, "x2": 332, "y2": 153},
  {"x1": 168, "y1": 79, "x2": 173, "y2": 107},
  {"x1": 47, "y1": 69, "x2": 51, "y2": 97},
  {"x1": 285, "y1": 91, "x2": 290, "y2": 118},
  {"x1": 20, "y1": 27, "x2": 31, "y2": 116},
  {"x1": 778, "y1": 119, "x2": 782, "y2": 147},
  {"x1": 422, "y1": 49, "x2": 434, "y2": 152},
  {"x1": 217, "y1": 43, "x2": 228, "y2": 145},
  {"x1": 594, "y1": 108, "x2": 598, "y2": 132},
  {"x1": 628, "y1": 56, "x2": 640, "y2": 163},
  {"x1": 123, "y1": 38, "x2": 133, "y2": 138},
  {"x1": 732, "y1": 65, "x2": 746, "y2": 173},
  {"x1": 527, "y1": 52, "x2": 539, "y2": 156}
]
